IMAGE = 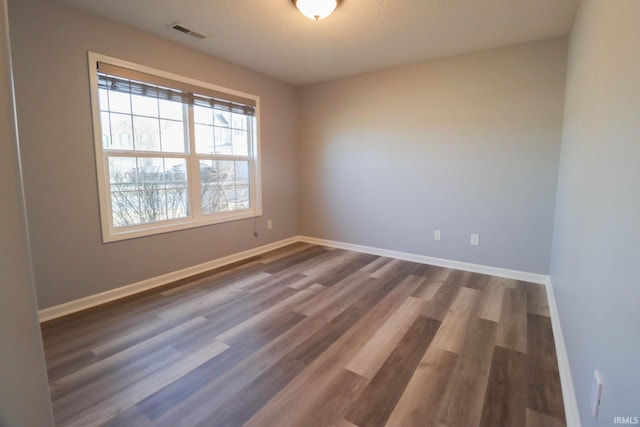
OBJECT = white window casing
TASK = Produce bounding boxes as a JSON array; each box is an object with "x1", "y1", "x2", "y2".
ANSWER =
[{"x1": 88, "y1": 52, "x2": 262, "y2": 242}]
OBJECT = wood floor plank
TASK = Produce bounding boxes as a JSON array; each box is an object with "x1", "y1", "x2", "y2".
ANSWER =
[
  {"x1": 527, "y1": 313, "x2": 566, "y2": 421},
  {"x1": 135, "y1": 312, "x2": 308, "y2": 421},
  {"x1": 256, "y1": 242, "x2": 314, "y2": 264},
  {"x1": 295, "y1": 369, "x2": 368, "y2": 427},
  {"x1": 287, "y1": 283, "x2": 385, "y2": 365},
  {"x1": 215, "y1": 283, "x2": 325, "y2": 346},
  {"x1": 293, "y1": 270, "x2": 373, "y2": 319},
  {"x1": 525, "y1": 408, "x2": 566, "y2": 427},
  {"x1": 525, "y1": 282, "x2": 551, "y2": 317},
  {"x1": 360, "y1": 255, "x2": 392, "y2": 273},
  {"x1": 496, "y1": 286, "x2": 528, "y2": 353},
  {"x1": 60, "y1": 339, "x2": 228, "y2": 427},
  {"x1": 422, "y1": 269, "x2": 465, "y2": 321},
  {"x1": 411, "y1": 280, "x2": 443, "y2": 300},
  {"x1": 53, "y1": 346, "x2": 182, "y2": 424},
  {"x1": 312, "y1": 252, "x2": 380, "y2": 286},
  {"x1": 159, "y1": 260, "x2": 268, "y2": 297},
  {"x1": 345, "y1": 294, "x2": 424, "y2": 378},
  {"x1": 431, "y1": 286, "x2": 482, "y2": 353},
  {"x1": 193, "y1": 357, "x2": 308, "y2": 427},
  {"x1": 384, "y1": 347, "x2": 458, "y2": 427},
  {"x1": 301, "y1": 249, "x2": 358, "y2": 277},
  {"x1": 104, "y1": 405, "x2": 154, "y2": 427},
  {"x1": 477, "y1": 277, "x2": 506, "y2": 322},
  {"x1": 90, "y1": 315, "x2": 202, "y2": 358},
  {"x1": 369, "y1": 258, "x2": 404, "y2": 279},
  {"x1": 479, "y1": 345, "x2": 527, "y2": 427},
  {"x1": 345, "y1": 316, "x2": 441, "y2": 427},
  {"x1": 46, "y1": 349, "x2": 100, "y2": 383},
  {"x1": 50, "y1": 316, "x2": 209, "y2": 397},
  {"x1": 140, "y1": 311, "x2": 328, "y2": 425},
  {"x1": 262, "y1": 245, "x2": 329, "y2": 275},
  {"x1": 437, "y1": 318, "x2": 497, "y2": 427}
]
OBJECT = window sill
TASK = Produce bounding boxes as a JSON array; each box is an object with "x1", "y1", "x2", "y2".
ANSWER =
[{"x1": 102, "y1": 208, "x2": 262, "y2": 243}]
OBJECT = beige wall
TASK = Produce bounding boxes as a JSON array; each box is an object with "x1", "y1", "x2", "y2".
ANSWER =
[
  {"x1": 299, "y1": 38, "x2": 567, "y2": 274},
  {"x1": 551, "y1": 0, "x2": 640, "y2": 424},
  {"x1": 9, "y1": 0, "x2": 299, "y2": 309},
  {"x1": 0, "y1": 0, "x2": 54, "y2": 423}
]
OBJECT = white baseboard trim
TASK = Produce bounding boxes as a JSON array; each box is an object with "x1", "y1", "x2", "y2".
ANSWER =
[
  {"x1": 298, "y1": 235, "x2": 549, "y2": 285},
  {"x1": 546, "y1": 278, "x2": 582, "y2": 427},
  {"x1": 38, "y1": 237, "x2": 299, "y2": 323}
]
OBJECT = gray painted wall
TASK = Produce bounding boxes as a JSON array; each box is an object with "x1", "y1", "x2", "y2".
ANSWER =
[
  {"x1": 9, "y1": 0, "x2": 299, "y2": 309},
  {"x1": 298, "y1": 39, "x2": 567, "y2": 274},
  {"x1": 551, "y1": 0, "x2": 640, "y2": 425},
  {"x1": 0, "y1": 0, "x2": 54, "y2": 424}
]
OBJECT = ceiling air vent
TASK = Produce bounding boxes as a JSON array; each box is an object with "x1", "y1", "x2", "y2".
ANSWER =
[{"x1": 168, "y1": 22, "x2": 205, "y2": 40}]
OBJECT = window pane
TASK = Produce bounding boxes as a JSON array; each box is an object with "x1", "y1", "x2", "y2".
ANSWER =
[
  {"x1": 235, "y1": 161, "x2": 250, "y2": 185},
  {"x1": 108, "y1": 90, "x2": 131, "y2": 114},
  {"x1": 160, "y1": 119, "x2": 186, "y2": 153},
  {"x1": 214, "y1": 127, "x2": 232, "y2": 155},
  {"x1": 101, "y1": 111, "x2": 111, "y2": 148},
  {"x1": 108, "y1": 156, "x2": 188, "y2": 227},
  {"x1": 194, "y1": 105, "x2": 213, "y2": 125},
  {"x1": 195, "y1": 123, "x2": 214, "y2": 154},
  {"x1": 234, "y1": 161, "x2": 250, "y2": 210},
  {"x1": 231, "y1": 130, "x2": 248, "y2": 156},
  {"x1": 109, "y1": 157, "x2": 138, "y2": 184},
  {"x1": 109, "y1": 157, "x2": 139, "y2": 226},
  {"x1": 111, "y1": 191, "x2": 141, "y2": 227},
  {"x1": 131, "y1": 94, "x2": 158, "y2": 117},
  {"x1": 139, "y1": 188, "x2": 167, "y2": 223},
  {"x1": 215, "y1": 111, "x2": 231, "y2": 127},
  {"x1": 199, "y1": 160, "x2": 250, "y2": 214},
  {"x1": 136, "y1": 158, "x2": 164, "y2": 224},
  {"x1": 235, "y1": 185, "x2": 250, "y2": 209},
  {"x1": 200, "y1": 159, "x2": 217, "y2": 215},
  {"x1": 200, "y1": 160, "x2": 230, "y2": 214},
  {"x1": 231, "y1": 113, "x2": 247, "y2": 131},
  {"x1": 133, "y1": 116, "x2": 161, "y2": 151},
  {"x1": 109, "y1": 113, "x2": 133, "y2": 150},
  {"x1": 98, "y1": 88, "x2": 109, "y2": 111},
  {"x1": 159, "y1": 99, "x2": 183, "y2": 121},
  {"x1": 164, "y1": 158, "x2": 189, "y2": 219}
]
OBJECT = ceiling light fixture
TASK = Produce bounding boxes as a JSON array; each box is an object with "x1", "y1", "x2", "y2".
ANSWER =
[{"x1": 292, "y1": 0, "x2": 341, "y2": 21}]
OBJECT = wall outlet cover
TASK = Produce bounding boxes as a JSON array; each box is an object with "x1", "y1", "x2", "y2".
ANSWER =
[{"x1": 591, "y1": 370, "x2": 603, "y2": 418}]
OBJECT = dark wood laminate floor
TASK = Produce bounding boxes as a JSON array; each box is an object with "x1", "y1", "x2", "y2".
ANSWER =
[{"x1": 41, "y1": 243, "x2": 566, "y2": 427}]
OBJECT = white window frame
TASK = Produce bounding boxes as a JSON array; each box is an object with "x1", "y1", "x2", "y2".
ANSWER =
[{"x1": 88, "y1": 52, "x2": 262, "y2": 243}]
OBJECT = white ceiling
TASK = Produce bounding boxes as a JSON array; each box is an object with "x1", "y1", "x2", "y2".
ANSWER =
[{"x1": 52, "y1": 0, "x2": 580, "y2": 85}]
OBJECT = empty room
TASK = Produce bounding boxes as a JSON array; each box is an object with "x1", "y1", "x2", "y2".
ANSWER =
[{"x1": 1, "y1": 0, "x2": 638, "y2": 426}]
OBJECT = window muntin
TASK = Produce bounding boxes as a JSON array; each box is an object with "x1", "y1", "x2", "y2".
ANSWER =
[{"x1": 89, "y1": 53, "x2": 261, "y2": 242}]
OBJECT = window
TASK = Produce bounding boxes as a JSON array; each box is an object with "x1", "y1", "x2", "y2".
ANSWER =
[{"x1": 88, "y1": 53, "x2": 261, "y2": 242}]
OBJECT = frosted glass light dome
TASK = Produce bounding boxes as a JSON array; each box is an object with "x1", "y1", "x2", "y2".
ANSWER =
[{"x1": 293, "y1": 0, "x2": 339, "y2": 21}]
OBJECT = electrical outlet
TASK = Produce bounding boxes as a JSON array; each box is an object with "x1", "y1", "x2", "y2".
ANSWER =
[
  {"x1": 267, "y1": 219, "x2": 273, "y2": 230},
  {"x1": 470, "y1": 234, "x2": 480, "y2": 246},
  {"x1": 434, "y1": 230, "x2": 441, "y2": 241}
]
